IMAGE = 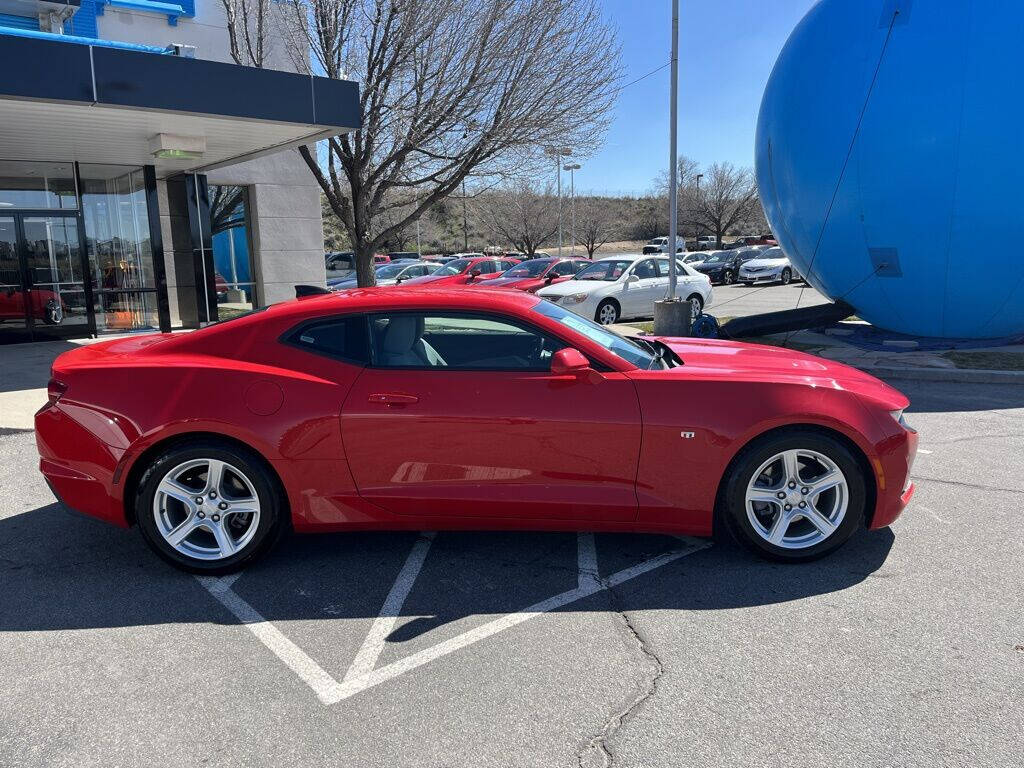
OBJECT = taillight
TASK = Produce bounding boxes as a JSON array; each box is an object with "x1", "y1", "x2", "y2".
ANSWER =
[{"x1": 47, "y1": 378, "x2": 67, "y2": 405}]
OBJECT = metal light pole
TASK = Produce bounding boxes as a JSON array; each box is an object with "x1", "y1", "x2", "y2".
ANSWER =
[
  {"x1": 416, "y1": 217, "x2": 422, "y2": 256},
  {"x1": 695, "y1": 172, "x2": 704, "y2": 245},
  {"x1": 545, "y1": 146, "x2": 572, "y2": 256},
  {"x1": 654, "y1": 0, "x2": 690, "y2": 336},
  {"x1": 564, "y1": 163, "x2": 581, "y2": 256},
  {"x1": 461, "y1": 179, "x2": 469, "y2": 251}
]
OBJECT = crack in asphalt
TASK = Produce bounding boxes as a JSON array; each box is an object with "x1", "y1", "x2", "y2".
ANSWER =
[
  {"x1": 912, "y1": 474, "x2": 1024, "y2": 495},
  {"x1": 578, "y1": 578, "x2": 664, "y2": 768}
]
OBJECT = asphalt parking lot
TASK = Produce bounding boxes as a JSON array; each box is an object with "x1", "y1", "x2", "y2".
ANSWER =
[{"x1": 1, "y1": 376, "x2": 1021, "y2": 767}]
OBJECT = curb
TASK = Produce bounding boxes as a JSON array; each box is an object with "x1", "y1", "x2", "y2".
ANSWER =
[{"x1": 853, "y1": 365, "x2": 1024, "y2": 385}]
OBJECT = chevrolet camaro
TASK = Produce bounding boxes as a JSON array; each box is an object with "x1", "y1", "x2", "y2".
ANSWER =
[{"x1": 35, "y1": 288, "x2": 917, "y2": 573}]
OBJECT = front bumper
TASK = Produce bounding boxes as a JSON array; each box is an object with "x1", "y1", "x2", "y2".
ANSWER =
[
  {"x1": 868, "y1": 422, "x2": 919, "y2": 529},
  {"x1": 739, "y1": 268, "x2": 782, "y2": 282}
]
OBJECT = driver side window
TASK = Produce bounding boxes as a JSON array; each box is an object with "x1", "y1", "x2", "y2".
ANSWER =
[
  {"x1": 633, "y1": 259, "x2": 657, "y2": 279},
  {"x1": 370, "y1": 312, "x2": 566, "y2": 371}
]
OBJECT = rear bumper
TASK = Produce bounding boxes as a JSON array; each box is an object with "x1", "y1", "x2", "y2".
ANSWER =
[{"x1": 35, "y1": 402, "x2": 127, "y2": 528}]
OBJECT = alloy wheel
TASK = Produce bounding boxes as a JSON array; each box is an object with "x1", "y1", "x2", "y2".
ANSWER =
[
  {"x1": 597, "y1": 303, "x2": 618, "y2": 325},
  {"x1": 689, "y1": 296, "x2": 703, "y2": 319},
  {"x1": 153, "y1": 458, "x2": 262, "y2": 561},
  {"x1": 744, "y1": 449, "x2": 848, "y2": 550},
  {"x1": 722, "y1": 271, "x2": 734, "y2": 285}
]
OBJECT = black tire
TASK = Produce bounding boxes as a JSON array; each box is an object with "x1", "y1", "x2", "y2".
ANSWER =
[
  {"x1": 721, "y1": 270, "x2": 735, "y2": 285},
  {"x1": 44, "y1": 300, "x2": 63, "y2": 325},
  {"x1": 686, "y1": 293, "x2": 704, "y2": 320},
  {"x1": 135, "y1": 440, "x2": 285, "y2": 574},
  {"x1": 595, "y1": 299, "x2": 620, "y2": 325},
  {"x1": 720, "y1": 430, "x2": 866, "y2": 563},
  {"x1": 780, "y1": 267, "x2": 792, "y2": 285}
]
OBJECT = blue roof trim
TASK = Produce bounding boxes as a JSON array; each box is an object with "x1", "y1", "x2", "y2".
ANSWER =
[
  {"x1": 68, "y1": 0, "x2": 99, "y2": 38},
  {"x1": 94, "y1": 0, "x2": 194, "y2": 26},
  {"x1": 0, "y1": 25, "x2": 173, "y2": 54},
  {"x1": 0, "y1": 13, "x2": 39, "y2": 31}
]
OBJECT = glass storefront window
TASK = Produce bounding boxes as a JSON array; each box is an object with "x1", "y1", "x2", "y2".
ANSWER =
[
  {"x1": 209, "y1": 185, "x2": 257, "y2": 319},
  {"x1": 0, "y1": 160, "x2": 78, "y2": 210},
  {"x1": 79, "y1": 164, "x2": 158, "y2": 333}
]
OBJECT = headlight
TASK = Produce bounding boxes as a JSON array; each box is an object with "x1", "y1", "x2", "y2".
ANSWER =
[
  {"x1": 565, "y1": 293, "x2": 589, "y2": 304},
  {"x1": 890, "y1": 409, "x2": 915, "y2": 432}
]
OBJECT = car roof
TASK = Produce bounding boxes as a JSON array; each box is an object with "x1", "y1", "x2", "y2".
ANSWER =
[{"x1": 597, "y1": 253, "x2": 675, "y2": 262}]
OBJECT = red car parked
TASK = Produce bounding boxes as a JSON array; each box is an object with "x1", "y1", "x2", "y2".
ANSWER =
[
  {"x1": 399, "y1": 256, "x2": 519, "y2": 287},
  {"x1": 36, "y1": 287, "x2": 917, "y2": 573},
  {"x1": 482, "y1": 257, "x2": 591, "y2": 293}
]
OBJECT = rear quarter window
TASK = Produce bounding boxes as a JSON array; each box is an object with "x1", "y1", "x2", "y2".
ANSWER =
[{"x1": 286, "y1": 315, "x2": 370, "y2": 363}]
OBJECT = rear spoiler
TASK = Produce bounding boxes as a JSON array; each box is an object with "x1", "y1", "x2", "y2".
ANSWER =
[{"x1": 295, "y1": 284, "x2": 331, "y2": 298}]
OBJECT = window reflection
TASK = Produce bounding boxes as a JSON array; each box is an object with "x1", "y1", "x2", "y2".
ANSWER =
[
  {"x1": 0, "y1": 160, "x2": 77, "y2": 210},
  {"x1": 80, "y1": 165, "x2": 158, "y2": 332},
  {"x1": 210, "y1": 185, "x2": 256, "y2": 319}
]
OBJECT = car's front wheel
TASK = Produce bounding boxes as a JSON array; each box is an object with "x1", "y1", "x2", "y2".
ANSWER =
[
  {"x1": 135, "y1": 440, "x2": 284, "y2": 573},
  {"x1": 595, "y1": 299, "x2": 619, "y2": 325},
  {"x1": 780, "y1": 267, "x2": 792, "y2": 285},
  {"x1": 721, "y1": 270, "x2": 735, "y2": 285},
  {"x1": 721, "y1": 430, "x2": 866, "y2": 562}
]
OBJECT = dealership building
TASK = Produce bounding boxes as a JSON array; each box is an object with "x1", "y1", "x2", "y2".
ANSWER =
[{"x1": 0, "y1": 0, "x2": 358, "y2": 343}]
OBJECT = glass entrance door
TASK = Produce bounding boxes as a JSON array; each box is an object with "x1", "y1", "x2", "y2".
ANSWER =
[
  {"x1": 0, "y1": 217, "x2": 30, "y2": 342},
  {"x1": 0, "y1": 213, "x2": 92, "y2": 344}
]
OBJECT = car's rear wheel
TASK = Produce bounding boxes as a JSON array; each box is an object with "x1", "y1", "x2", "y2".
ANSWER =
[
  {"x1": 780, "y1": 267, "x2": 792, "y2": 285},
  {"x1": 686, "y1": 293, "x2": 704, "y2": 320},
  {"x1": 595, "y1": 299, "x2": 619, "y2": 325},
  {"x1": 721, "y1": 431, "x2": 866, "y2": 562},
  {"x1": 136, "y1": 441, "x2": 284, "y2": 573}
]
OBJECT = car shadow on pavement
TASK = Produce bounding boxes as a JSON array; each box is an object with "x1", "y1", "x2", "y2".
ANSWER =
[{"x1": 0, "y1": 502, "x2": 894, "y2": 637}]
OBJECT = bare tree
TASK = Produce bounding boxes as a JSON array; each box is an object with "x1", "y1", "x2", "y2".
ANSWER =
[
  {"x1": 474, "y1": 180, "x2": 558, "y2": 256},
  {"x1": 223, "y1": 0, "x2": 620, "y2": 285},
  {"x1": 221, "y1": 0, "x2": 273, "y2": 67},
  {"x1": 574, "y1": 196, "x2": 617, "y2": 258},
  {"x1": 677, "y1": 161, "x2": 760, "y2": 248}
]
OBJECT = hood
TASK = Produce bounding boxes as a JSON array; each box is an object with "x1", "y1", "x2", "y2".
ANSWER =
[
  {"x1": 400, "y1": 272, "x2": 461, "y2": 286},
  {"x1": 742, "y1": 257, "x2": 788, "y2": 269},
  {"x1": 537, "y1": 279, "x2": 609, "y2": 297},
  {"x1": 694, "y1": 261, "x2": 727, "y2": 272},
  {"x1": 648, "y1": 337, "x2": 908, "y2": 408},
  {"x1": 483, "y1": 276, "x2": 538, "y2": 290}
]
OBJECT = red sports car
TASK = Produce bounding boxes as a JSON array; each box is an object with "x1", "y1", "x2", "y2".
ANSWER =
[
  {"x1": 482, "y1": 257, "x2": 592, "y2": 293},
  {"x1": 399, "y1": 256, "x2": 519, "y2": 287},
  {"x1": 36, "y1": 288, "x2": 917, "y2": 573}
]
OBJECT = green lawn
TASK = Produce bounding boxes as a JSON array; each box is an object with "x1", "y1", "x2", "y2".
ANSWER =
[{"x1": 943, "y1": 350, "x2": 1024, "y2": 371}]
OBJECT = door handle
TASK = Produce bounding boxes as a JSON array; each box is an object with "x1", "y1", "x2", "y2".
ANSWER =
[{"x1": 368, "y1": 392, "x2": 419, "y2": 406}]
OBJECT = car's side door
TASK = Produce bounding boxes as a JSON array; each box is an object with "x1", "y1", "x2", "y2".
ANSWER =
[
  {"x1": 340, "y1": 310, "x2": 642, "y2": 522},
  {"x1": 618, "y1": 258, "x2": 661, "y2": 318}
]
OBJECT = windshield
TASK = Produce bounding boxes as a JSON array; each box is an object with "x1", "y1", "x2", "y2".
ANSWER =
[
  {"x1": 574, "y1": 260, "x2": 632, "y2": 281},
  {"x1": 704, "y1": 253, "x2": 729, "y2": 264},
  {"x1": 375, "y1": 263, "x2": 408, "y2": 278},
  {"x1": 760, "y1": 247, "x2": 783, "y2": 259},
  {"x1": 533, "y1": 301, "x2": 659, "y2": 369},
  {"x1": 503, "y1": 259, "x2": 553, "y2": 278},
  {"x1": 433, "y1": 258, "x2": 472, "y2": 276}
]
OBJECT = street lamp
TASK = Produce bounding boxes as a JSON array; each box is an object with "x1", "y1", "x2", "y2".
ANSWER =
[
  {"x1": 654, "y1": 0, "x2": 689, "y2": 336},
  {"x1": 563, "y1": 163, "x2": 581, "y2": 256},
  {"x1": 695, "y1": 172, "x2": 704, "y2": 245},
  {"x1": 545, "y1": 146, "x2": 572, "y2": 256}
]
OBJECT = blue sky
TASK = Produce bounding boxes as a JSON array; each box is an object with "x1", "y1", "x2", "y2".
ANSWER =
[{"x1": 577, "y1": 0, "x2": 816, "y2": 195}]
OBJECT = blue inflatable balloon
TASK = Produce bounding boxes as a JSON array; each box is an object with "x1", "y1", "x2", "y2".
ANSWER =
[{"x1": 756, "y1": 0, "x2": 1024, "y2": 339}]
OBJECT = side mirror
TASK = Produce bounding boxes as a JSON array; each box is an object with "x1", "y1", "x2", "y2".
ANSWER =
[
  {"x1": 544, "y1": 273, "x2": 556, "y2": 283},
  {"x1": 550, "y1": 347, "x2": 591, "y2": 376},
  {"x1": 628, "y1": 274, "x2": 640, "y2": 283},
  {"x1": 470, "y1": 269, "x2": 482, "y2": 278}
]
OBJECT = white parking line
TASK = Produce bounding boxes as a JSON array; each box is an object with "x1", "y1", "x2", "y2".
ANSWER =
[
  {"x1": 343, "y1": 532, "x2": 436, "y2": 682},
  {"x1": 197, "y1": 533, "x2": 709, "y2": 705}
]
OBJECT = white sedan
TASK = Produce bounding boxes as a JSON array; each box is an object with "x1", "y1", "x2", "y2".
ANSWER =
[
  {"x1": 536, "y1": 254, "x2": 713, "y2": 325},
  {"x1": 738, "y1": 246, "x2": 801, "y2": 285}
]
